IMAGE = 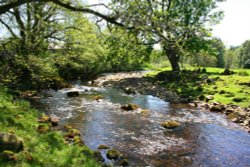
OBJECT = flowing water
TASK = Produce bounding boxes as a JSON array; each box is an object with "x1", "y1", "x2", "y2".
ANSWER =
[{"x1": 35, "y1": 83, "x2": 250, "y2": 167}]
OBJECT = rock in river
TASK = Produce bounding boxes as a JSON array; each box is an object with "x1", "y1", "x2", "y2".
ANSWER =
[
  {"x1": 67, "y1": 91, "x2": 80, "y2": 97},
  {"x1": 121, "y1": 103, "x2": 139, "y2": 111},
  {"x1": 98, "y1": 144, "x2": 110, "y2": 150},
  {"x1": 161, "y1": 121, "x2": 180, "y2": 129},
  {"x1": 107, "y1": 149, "x2": 122, "y2": 160}
]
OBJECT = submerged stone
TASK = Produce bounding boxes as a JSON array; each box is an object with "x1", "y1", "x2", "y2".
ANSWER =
[
  {"x1": 98, "y1": 144, "x2": 110, "y2": 150},
  {"x1": 121, "y1": 103, "x2": 139, "y2": 111},
  {"x1": 107, "y1": 149, "x2": 122, "y2": 160},
  {"x1": 67, "y1": 91, "x2": 80, "y2": 97},
  {"x1": 118, "y1": 159, "x2": 129, "y2": 166},
  {"x1": 160, "y1": 121, "x2": 180, "y2": 129},
  {"x1": 93, "y1": 150, "x2": 105, "y2": 162}
]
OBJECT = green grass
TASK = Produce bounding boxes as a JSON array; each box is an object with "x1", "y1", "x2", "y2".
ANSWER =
[
  {"x1": 147, "y1": 67, "x2": 250, "y2": 108},
  {"x1": 0, "y1": 87, "x2": 100, "y2": 166}
]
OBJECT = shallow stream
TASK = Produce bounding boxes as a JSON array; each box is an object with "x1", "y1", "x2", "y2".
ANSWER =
[{"x1": 34, "y1": 83, "x2": 250, "y2": 166}]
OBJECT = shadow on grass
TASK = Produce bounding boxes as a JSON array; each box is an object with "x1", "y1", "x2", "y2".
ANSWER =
[{"x1": 152, "y1": 70, "x2": 221, "y2": 102}]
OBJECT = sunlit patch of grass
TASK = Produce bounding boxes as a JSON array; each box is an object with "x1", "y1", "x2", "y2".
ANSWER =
[{"x1": 148, "y1": 67, "x2": 250, "y2": 108}]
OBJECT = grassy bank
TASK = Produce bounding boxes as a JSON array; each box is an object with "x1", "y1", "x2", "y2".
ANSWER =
[
  {"x1": 147, "y1": 67, "x2": 250, "y2": 108},
  {"x1": 0, "y1": 87, "x2": 100, "y2": 166}
]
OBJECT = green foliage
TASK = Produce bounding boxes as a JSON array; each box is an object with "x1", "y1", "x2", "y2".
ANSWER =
[
  {"x1": 109, "y1": 0, "x2": 225, "y2": 71},
  {"x1": 0, "y1": 2, "x2": 63, "y2": 55},
  {"x1": 55, "y1": 13, "x2": 106, "y2": 79},
  {"x1": 0, "y1": 55, "x2": 59, "y2": 90},
  {"x1": 148, "y1": 67, "x2": 250, "y2": 107},
  {"x1": 104, "y1": 28, "x2": 153, "y2": 71},
  {"x1": 224, "y1": 47, "x2": 240, "y2": 69},
  {"x1": 0, "y1": 87, "x2": 100, "y2": 166},
  {"x1": 239, "y1": 40, "x2": 250, "y2": 68}
]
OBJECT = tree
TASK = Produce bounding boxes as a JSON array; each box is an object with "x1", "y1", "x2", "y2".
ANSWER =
[
  {"x1": 211, "y1": 38, "x2": 225, "y2": 68},
  {"x1": 1, "y1": 0, "x2": 224, "y2": 71},
  {"x1": 0, "y1": 1, "x2": 63, "y2": 55},
  {"x1": 107, "y1": 0, "x2": 224, "y2": 71},
  {"x1": 239, "y1": 40, "x2": 250, "y2": 69},
  {"x1": 104, "y1": 28, "x2": 153, "y2": 71},
  {"x1": 55, "y1": 12, "x2": 106, "y2": 79},
  {"x1": 224, "y1": 46, "x2": 240, "y2": 69}
]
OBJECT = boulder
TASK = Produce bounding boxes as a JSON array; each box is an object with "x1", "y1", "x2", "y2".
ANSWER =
[
  {"x1": 93, "y1": 150, "x2": 105, "y2": 162},
  {"x1": 118, "y1": 159, "x2": 129, "y2": 167},
  {"x1": 67, "y1": 91, "x2": 80, "y2": 97},
  {"x1": 38, "y1": 115, "x2": 50, "y2": 123},
  {"x1": 107, "y1": 149, "x2": 122, "y2": 160},
  {"x1": 98, "y1": 144, "x2": 110, "y2": 150},
  {"x1": 210, "y1": 104, "x2": 224, "y2": 112},
  {"x1": 49, "y1": 116, "x2": 60, "y2": 126},
  {"x1": 0, "y1": 133, "x2": 23, "y2": 152},
  {"x1": 121, "y1": 103, "x2": 139, "y2": 111},
  {"x1": 160, "y1": 121, "x2": 180, "y2": 129}
]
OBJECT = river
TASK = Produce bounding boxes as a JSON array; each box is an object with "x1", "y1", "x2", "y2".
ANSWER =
[{"x1": 34, "y1": 82, "x2": 250, "y2": 167}]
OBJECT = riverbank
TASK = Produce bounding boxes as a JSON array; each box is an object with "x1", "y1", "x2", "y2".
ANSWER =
[
  {"x1": 93, "y1": 69, "x2": 250, "y2": 131},
  {"x1": 0, "y1": 87, "x2": 100, "y2": 166}
]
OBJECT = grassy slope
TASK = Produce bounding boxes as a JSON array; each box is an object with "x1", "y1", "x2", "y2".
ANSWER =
[
  {"x1": 0, "y1": 87, "x2": 100, "y2": 167},
  {"x1": 203, "y1": 68, "x2": 250, "y2": 107},
  {"x1": 147, "y1": 67, "x2": 250, "y2": 108}
]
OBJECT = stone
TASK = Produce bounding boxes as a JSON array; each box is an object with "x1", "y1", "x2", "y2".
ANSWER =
[
  {"x1": 0, "y1": 133, "x2": 24, "y2": 152},
  {"x1": 69, "y1": 129, "x2": 81, "y2": 136},
  {"x1": 0, "y1": 150, "x2": 17, "y2": 161},
  {"x1": 160, "y1": 121, "x2": 180, "y2": 129},
  {"x1": 121, "y1": 103, "x2": 139, "y2": 111},
  {"x1": 49, "y1": 116, "x2": 59, "y2": 126},
  {"x1": 95, "y1": 95, "x2": 103, "y2": 101},
  {"x1": 73, "y1": 136, "x2": 85, "y2": 145},
  {"x1": 181, "y1": 156, "x2": 192, "y2": 164},
  {"x1": 124, "y1": 87, "x2": 136, "y2": 94},
  {"x1": 140, "y1": 109, "x2": 150, "y2": 115},
  {"x1": 37, "y1": 125, "x2": 49, "y2": 133},
  {"x1": 106, "y1": 149, "x2": 122, "y2": 160},
  {"x1": 38, "y1": 115, "x2": 50, "y2": 123},
  {"x1": 232, "y1": 118, "x2": 239, "y2": 123},
  {"x1": 210, "y1": 105, "x2": 224, "y2": 112},
  {"x1": 205, "y1": 95, "x2": 214, "y2": 102},
  {"x1": 224, "y1": 107, "x2": 234, "y2": 115},
  {"x1": 98, "y1": 144, "x2": 110, "y2": 150},
  {"x1": 118, "y1": 159, "x2": 129, "y2": 167},
  {"x1": 67, "y1": 91, "x2": 80, "y2": 97},
  {"x1": 64, "y1": 125, "x2": 73, "y2": 130},
  {"x1": 93, "y1": 150, "x2": 105, "y2": 162}
]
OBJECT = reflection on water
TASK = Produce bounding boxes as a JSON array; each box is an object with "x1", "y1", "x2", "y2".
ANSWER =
[{"x1": 35, "y1": 85, "x2": 250, "y2": 167}]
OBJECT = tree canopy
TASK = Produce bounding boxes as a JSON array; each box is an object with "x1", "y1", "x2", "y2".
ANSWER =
[{"x1": 1, "y1": 0, "x2": 225, "y2": 71}]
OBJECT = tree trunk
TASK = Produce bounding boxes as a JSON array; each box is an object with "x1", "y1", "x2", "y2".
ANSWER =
[{"x1": 163, "y1": 46, "x2": 180, "y2": 71}]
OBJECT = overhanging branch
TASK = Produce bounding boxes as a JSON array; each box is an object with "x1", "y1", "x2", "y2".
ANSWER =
[{"x1": 0, "y1": 0, "x2": 132, "y2": 29}]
